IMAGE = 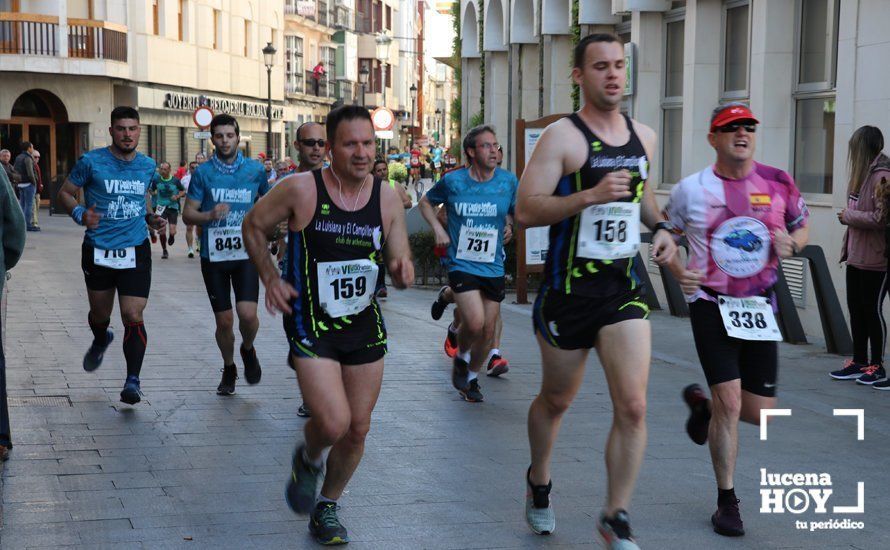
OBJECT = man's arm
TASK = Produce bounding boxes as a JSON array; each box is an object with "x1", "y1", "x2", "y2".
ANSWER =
[
  {"x1": 418, "y1": 195, "x2": 449, "y2": 247},
  {"x1": 634, "y1": 121, "x2": 676, "y2": 265},
  {"x1": 0, "y1": 170, "x2": 25, "y2": 271},
  {"x1": 24, "y1": 156, "x2": 37, "y2": 186},
  {"x1": 380, "y1": 184, "x2": 414, "y2": 289},
  {"x1": 393, "y1": 181, "x2": 412, "y2": 208}
]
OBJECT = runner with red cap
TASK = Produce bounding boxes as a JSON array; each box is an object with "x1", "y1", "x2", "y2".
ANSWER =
[{"x1": 665, "y1": 102, "x2": 809, "y2": 537}]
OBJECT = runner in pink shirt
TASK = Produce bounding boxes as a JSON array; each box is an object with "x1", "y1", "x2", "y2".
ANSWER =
[{"x1": 664, "y1": 103, "x2": 810, "y2": 538}]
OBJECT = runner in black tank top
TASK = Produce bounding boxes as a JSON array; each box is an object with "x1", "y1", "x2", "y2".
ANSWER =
[{"x1": 283, "y1": 168, "x2": 387, "y2": 363}]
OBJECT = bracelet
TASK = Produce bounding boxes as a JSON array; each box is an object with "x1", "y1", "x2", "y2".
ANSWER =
[
  {"x1": 71, "y1": 205, "x2": 86, "y2": 226},
  {"x1": 653, "y1": 221, "x2": 675, "y2": 234}
]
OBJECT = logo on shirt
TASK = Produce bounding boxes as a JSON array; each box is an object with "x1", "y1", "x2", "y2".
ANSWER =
[
  {"x1": 321, "y1": 203, "x2": 331, "y2": 216},
  {"x1": 211, "y1": 188, "x2": 253, "y2": 203},
  {"x1": 710, "y1": 216, "x2": 771, "y2": 278},
  {"x1": 104, "y1": 180, "x2": 146, "y2": 195},
  {"x1": 455, "y1": 202, "x2": 497, "y2": 217}
]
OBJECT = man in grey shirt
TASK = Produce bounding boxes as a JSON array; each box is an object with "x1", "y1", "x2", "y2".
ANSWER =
[{"x1": 13, "y1": 141, "x2": 38, "y2": 231}]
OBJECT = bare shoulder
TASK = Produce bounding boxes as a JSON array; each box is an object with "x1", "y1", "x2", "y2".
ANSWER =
[{"x1": 630, "y1": 119, "x2": 657, "y2": 147}]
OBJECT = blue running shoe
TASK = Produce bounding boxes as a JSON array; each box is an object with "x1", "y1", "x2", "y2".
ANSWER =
[
  {"x1": 120, "y1": 375, "x2": 142, "y2": 405},
  {"x1": 83, "y1": 329, "x2": 114, "y2": 372}
]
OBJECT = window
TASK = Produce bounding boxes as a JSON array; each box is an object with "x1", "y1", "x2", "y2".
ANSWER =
[
  {"x1": 152, "y1": 0, "x2": 159, "y2": 35},
  {"x1": 322, "y1": 45, "x2": 337, "y2": 97},
  {"x1": 285, "y1": 36, "x2": 304, "y2": 94},
  {"x1": 373, "y1": 1, "x2": 382, "y2": 33},
  {"x1": 661, "y1": 16, "x2": 684, "y2": 186},
  {"x1": 793, "y1": 0, "x2": 839, "y2": 194},
  {"x1": 244, "y1": 19, "x2": 250, "y2": 57},
  {"x1": 213, "y1": 9, "x2": 220, "y2": 49},
  {"x1": 385, "y1": 5, "x2": 391, "y2": 31},
  {"x1": 723, "y1": 1, "x2": 749, "y2": 95}
]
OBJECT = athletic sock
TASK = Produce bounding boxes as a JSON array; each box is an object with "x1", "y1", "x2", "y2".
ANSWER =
[
  {"x1": 486, "y1": 348, "x2": 500, "y2": 362},
  {"x1": 448, "y1": 322, "x2": 458, "y2": 335},
  {"x1": 123, "y1": 322, "x2": 147, "y2": 378},
  {"x1": 458, "y1": 350, "x2": 471, "y2": 363},
  {"x1": 316, "y1": 495, "x2": 337, "y2": 506},
  {"x1": 718, "y1": 487, "x2": 737, "y2": 506},
  {"x1": 467, "y1": 370, "x2": 478, "y2": 382},
  {"x1": 88, "y1": 313, "x2": 110, "y2": 346}
]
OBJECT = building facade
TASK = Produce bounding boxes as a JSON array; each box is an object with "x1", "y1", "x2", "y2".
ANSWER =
[{"x1": 461, "y1": 0, "x2": 889, "y2": 341}]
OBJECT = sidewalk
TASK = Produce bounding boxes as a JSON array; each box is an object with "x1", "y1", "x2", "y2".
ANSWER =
[{"x1": 1, "y1": 214, "x2": 888, "y2": 549}]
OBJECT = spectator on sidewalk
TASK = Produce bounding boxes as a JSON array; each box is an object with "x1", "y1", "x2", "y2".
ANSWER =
[
  {"x1": 31, "y1": 149, "x2": 42, "y2": 231},
  {"x1": 174, "y1": 160, "x2": 187, "y2": 180},
  {"x1": 0, "y1": 164, "x2": 27, "y2": 461},
  {"x1": 13, "y1": 142, "x2": 38, "y2": 231},
  {"x1": 831, "y1": 126, "x2": 890, "y2": 386},
  {"x1": 0, "y1": 150, "x2": 20, "y2": 192}
]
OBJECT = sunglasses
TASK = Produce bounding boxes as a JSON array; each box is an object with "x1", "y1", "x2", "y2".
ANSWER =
[
  {"x1": 299, "y1": 139, "x2": 326, "y2": 147},
  {"x1": 716, "y1": 123, "x2": 757, "y2": 133}
]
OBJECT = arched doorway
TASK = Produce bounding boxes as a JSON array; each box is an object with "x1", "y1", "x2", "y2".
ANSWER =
[{"x1": 0, "y1": 90, "x2": 74, "y2": 205}]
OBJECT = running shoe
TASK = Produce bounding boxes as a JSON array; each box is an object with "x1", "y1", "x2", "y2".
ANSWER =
[
  {"x1": 161, "y1": 249, "x2": 169, "y2": 259},
  {"x1": 873, "y1": 378, "x2": 890, "y2": 390},
  {"x1": 83, "y1": 329, "x2": 114, "y2": 372},
  {"x1": 712, "y1": 498, "x2": 745, "y2": 537},
  {"x1": 486, "y1": 354, "x2": 509, "y2": 377},
  {"x1": 120, "y1": 375, "x2": 142, "y2": 405},
  {"x1": 683, "y1": 383, "x2": 711, "y2": 445},
  {"x1": 830, "y1": 360, "x2": 867, "y2": 380},
  {"x1": 217, "y1": 364, "x2": 237, "y2": 395},
  {"x1": 525, "y1": 467, "x2": 555, "y2": 535},
  {"x1": 855, "y1": 365, "x2": 887, "y2": 385},
  {"x1": 598, "y1": 509, "x2": 640, "y2": 549},
  {"x1": 297, "y1": 402, "x2": 312, "y2": 417},
  {"x1": 168, "y1": 234, "x2": 175, "y2": 246},
  {"x1": 431, "y1": 286, "x2": 449, "y2": 320},
  {"x1": 270, "y1": 243, "x2": 279, "y2": 256},
  {"x1": 376, "y1": 287, "x2": 388, "y2": 299},
  {"x1": 285, "y1": 444, "x2": 325, "y2": 515},
  {"x1": 240, "y1": 345, "x2": 262, "y2": 385},
  {"x1": 459, "y1": 378, "x2": 484, "y2": 402},
  {"x1": 444, "y1": 329, "x2": 458, "y2": 358},
  {"x1": 309, "y1": 501, "x2": 349, "y2": 545},
  {"x1": 452, "y1": 356, "x2": 470, "y2": 391},
  {"x1": 188, "y1": 247, "x2": 195, "y2": 258}
]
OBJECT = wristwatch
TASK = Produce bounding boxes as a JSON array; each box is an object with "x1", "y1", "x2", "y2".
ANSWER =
[{"x1": 653, "y1": 221, "x2": 675, "y2": 234}]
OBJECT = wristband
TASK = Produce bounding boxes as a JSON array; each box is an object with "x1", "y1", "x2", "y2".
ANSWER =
[
  {"x1": 71, "y1": 205, "x2": 86, "y2": 226},
  {"x1": 653, "y1": 221, "x2": 675, "y2": 234}
]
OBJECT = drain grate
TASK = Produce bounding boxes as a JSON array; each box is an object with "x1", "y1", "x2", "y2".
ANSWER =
[{"x1": 8, "y1": 395, "x2": 72, "y2": 407}]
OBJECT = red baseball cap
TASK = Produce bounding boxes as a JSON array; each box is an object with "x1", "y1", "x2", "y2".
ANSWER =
[{"x1": 710, "y1": 104, "x2": 759, "y2": 132}]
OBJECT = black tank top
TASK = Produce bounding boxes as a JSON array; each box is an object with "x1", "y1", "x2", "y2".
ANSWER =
[
  {"x1": 542, "y1": 113, "x2": 648, "y2": 298},
  {"x1": 284, "y1": 169, "x2": 386, "y2": 341}
]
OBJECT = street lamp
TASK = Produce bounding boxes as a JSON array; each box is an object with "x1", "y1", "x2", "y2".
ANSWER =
[
  {"x1": 409, "y1": 83, "x2": 417, "y2": 149},
  {"x1": 358, "y1": 66, "x2": 369, "y2": 107},
  {"x1": 375, "y1": 33, "x2": 392, "y2": 105},
  {"x1": 435, "y1": 108, "x2": 442, "y2": 142},
  {"x1": 262, "y1": 41, "x2": 276, "y2": 158}
]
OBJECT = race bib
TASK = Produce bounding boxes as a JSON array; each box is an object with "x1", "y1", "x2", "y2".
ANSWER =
[
  {"x1": 94, "y1": 247, "x2": 136, "y2": 269},
  {"x1": 577, "y1": 202, "x2": 640, "y2": 260},
  {"x1": 717, "y1": 296, "x2": 782, "y2": 341},
  {"x1": 456, "y1": 225, "x2": 498, "y2": 263},
  {"x1": 155, "y1": 205, "x2": 166, "y2": 215},
  {"x1": 317, "y1": 259, "x2": 378, "y2": 318},
  {"x1": 434, "y1": 161, "x2": 442, "y2": 169},
  {"x1": 208, "y1": 226, "x2": 247, "y2": 262}
]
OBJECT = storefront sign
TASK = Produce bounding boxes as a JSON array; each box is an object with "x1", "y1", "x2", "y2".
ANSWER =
[
  {"x1": 297, "y1": 1, "x2": 316, "y2": 16},
  {"x1": 163, "y1": 92, "x2": 284, "y2": 120}
]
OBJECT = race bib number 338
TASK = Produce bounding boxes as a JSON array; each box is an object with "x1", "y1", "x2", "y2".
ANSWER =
[
  {"x1": 718, "y1": 295, "x2": 782, "y2": 341},
  {"x1": 577, "y1": 202, "x2": 640, "y2": 260},
  {"x1": 318, "y1": 259, "x2": 379, "y2": 318},
  {"x1": 208, "y1": 226, "x2": 247, "y2": 262}
]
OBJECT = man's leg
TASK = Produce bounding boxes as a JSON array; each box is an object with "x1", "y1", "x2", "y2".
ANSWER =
[
  {"x1": 595, "y1": 319, "x2": 650, "y2": 515},
  {"x1": 31, "y1": 192, "x2": 39, "y2": 227},
  {"x1": 528, "y1": 332, "x2": 589, "y2": 485},
  {"x1": 451, "y1": 290, "x2": 486, "y2": 372},
  {"x1": 213, "y1": 309, "x2": 236, "y2": 365},
  {"x1": 294, "y1": 358, "x2": 353, "y2": 464},
  {"x1": 320, "y1": 359, "x2": 384, "y2": 500},
  {"x1": 186, "y1": 224, "x2": 195, "y2": 251},
  {"x1": 235, "y1": 301, "x2": 259, "y2": 352},
  {"x1": 85, "y1": 289, "x2": 116, "y2": 371},
  {"x1": 118, "y1": 296, "x2": 148, "y2": 379}
]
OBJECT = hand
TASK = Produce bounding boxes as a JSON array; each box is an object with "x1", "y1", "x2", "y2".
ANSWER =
[
  {"x1": 650, "y1": 229, "x2": 677, "y2": 266},
  {"x1": 83, "y1": 204, "x2": 102, "y2": 229},
  {"x1": 264, "y1": 277, "x2": 299, "y2": 315},
  {"x1": 677, "y1": 268, "x2": 703, "y2": 295},
  {"x1": 837, "y1": 209, "x2": 847, "y2": 225},
  {"x1": 147, "y1": 213, "x2": 167, "y2": 231},
  {"x1": 503, "y1": 223, "x2": 514, "y2": 245},
  {"x1": 388, "y1": 257, "x2": 415, "y2": 289},
  {"x1": 434, "y1": 227, "x2": 450, "y2": 248},
  {"x1": 211, "y1": 203, "x2": 230, "y2": 221},
  {"x1": 584, "y1": 170, "x2": 633, "y2": 205},
  {"x1": 773, "y1": 228, "x2": 795, "y2": 258}
]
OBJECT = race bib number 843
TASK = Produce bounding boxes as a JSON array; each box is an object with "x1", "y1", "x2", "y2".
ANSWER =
[{"x1": 208, "y1": 226, "x2": 247, "y2": 262}]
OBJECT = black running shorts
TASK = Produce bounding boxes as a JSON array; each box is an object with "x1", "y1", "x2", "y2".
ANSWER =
[
  {"x1": 81, "y1": 239, "x2": 152, "y2": 298},
  {"x1": 200, "y1": 258, "x2": 260, "y2": 312},
  {"x1": 285, "y1": 319, "x2": 387, "y2": 366},
  {"x1": 689, "y1": 298, "x2": 778, "y2": 397},
  {"x1": 448, "y1": 271, "x2": 506, "y2": 303},
  {"x1": 161, "y1": 208, "x2": 179, "y2": 225},
  {"x1": 533, "y1": 283, "x2": 649, "y2": 350}
]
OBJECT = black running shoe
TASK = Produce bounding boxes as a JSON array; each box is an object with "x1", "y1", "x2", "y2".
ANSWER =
[
  {"x1": 683, "y1": 383, "x2": 711, "y2": 445},
  {"x1": 217, "y1": 364, "x2": 237, "y2": 395},
  {"x1": 712, "y1": 498, "x2": 745, "y2": 537},
  {"x1": 452, "y1": 356, "x2": 470, "y2": 391},
  {"x1": 83, "y1": 329, "x2": 114, "y2": 372},
  {"x1": 285, "y1": 445, "x2": 325, "y2": 515},
  {"x1": 161, "y1": 249, "x2": 169, "y2": 259},
  {"x1": 241, "y1": 345, "x2": 262, "y2": 385},
  {"x1": 431, "y1": 285, "x2": 449, "y2": 320},
  {"x1": 459, "y1": 379, "x2": 484, "y2": 402},
  {"x1": 168, "y1": 234, "x2": 175, "y2": 246},
  {"x1": 309, "y1": 502, "x2": 349, "y2": 545},
  {"x1": 598, "y1": 509, "x2": 640, "y2": 549},
  {"x1": 120, "y1": 375, "x2": 142, "y2": 405},
  {"x1": 297, "y1": 403, "x2": 312, "y2": 418}
]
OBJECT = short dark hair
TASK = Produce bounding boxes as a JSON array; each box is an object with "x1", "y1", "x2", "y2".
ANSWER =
[
  {"x1": 159, "y1": 161, "x2": 171, "y2": 169},
  {"x1": 188, "y1": 161, "x2": 198, "y2": 168},
  {"x1": 462, "y1": 125, "x2": 497, "y2": 158},
  {"x1": 20, "y1": 141, "x2": 33, "y2": 153},
  {"x1": 210, "y1": 113, "x2": 240, "y2": 136},
  {"x1": 326, "y1": 105, "x2": 373, "y2": 144},
  {"x1": 573, "y1": 33, "x2": 622, "y2": 69},
  {"x1": 373, "y1": 159, "x2": 388, "y2": 169},
  {"x1": 110, "y1": 106, "x2": 140, "y2": 125}
]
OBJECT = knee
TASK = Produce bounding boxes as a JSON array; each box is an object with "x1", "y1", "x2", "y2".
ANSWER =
[
  {"x1": 462, "y1": 317, "x2": 484, "y2": 339},
  {"x1": 315, "y1": 413, "x2": 351, "y2": 443},
  {"x1": 343, "y1": 420, "x2": 371, "y2": 447},
  {"x1": 712, "y1": 390, "x2": 742, "y2": 421},
  {"x1": 120, "y1": 310, "x2": 143, "y2": 324},
  {"x1": 537, "y1": 391, "x2": 573, "y2": 417},
  {"x1": 215, "y1": 313, "x2": 234, "y2": 333},
  {"x1": 614, "y1": 397, "x2": 647, "y2": 427}
]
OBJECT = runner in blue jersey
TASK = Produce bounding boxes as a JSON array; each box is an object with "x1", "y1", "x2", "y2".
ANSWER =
[
  {"x1": 183, "y1": 114, "x2": 269, "y2": 396},
  {"x1": 419, "y1": 125, "x2": 517, "y2": 403},
  {"x1": 149, "y1": 161, "x2": 185, "y2": 259},
  {"x1": 58, "y1": 106, "x2": 167, "y2": 405}
]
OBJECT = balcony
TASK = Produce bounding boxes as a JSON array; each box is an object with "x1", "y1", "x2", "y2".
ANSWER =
[
  {"x1": 0, "y1": 13, "x2": 127, "y2": 62},
  {"x1": 305, "y1": 70, "x2": 330, "y2": 98}
]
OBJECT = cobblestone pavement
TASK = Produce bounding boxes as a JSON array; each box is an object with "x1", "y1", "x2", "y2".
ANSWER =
[{"x1": 1, "y1": 215, "x2": 888, "y2": 549}]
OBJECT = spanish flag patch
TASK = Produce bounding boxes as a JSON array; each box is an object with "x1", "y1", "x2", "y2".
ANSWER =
[{"x1": 750, "y1": 194, "x2": 771, "y2": 206}]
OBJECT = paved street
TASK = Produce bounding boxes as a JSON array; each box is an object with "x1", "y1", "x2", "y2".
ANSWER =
[{"x1": 1, "y1": 214, "x2": 889, "y2": 549}]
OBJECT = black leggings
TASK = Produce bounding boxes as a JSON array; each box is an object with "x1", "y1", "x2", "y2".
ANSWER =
[{"x1": 846, "y1": 265, "x2": 888, "y2": 365}]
